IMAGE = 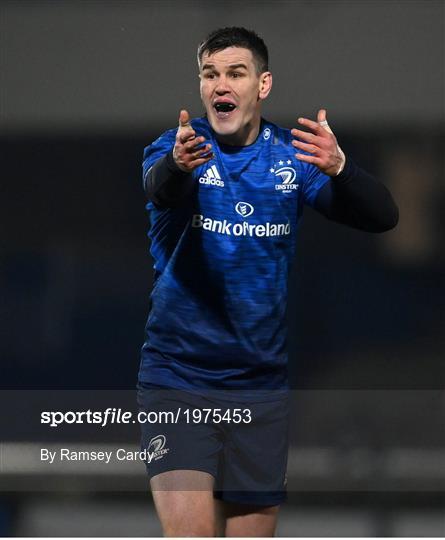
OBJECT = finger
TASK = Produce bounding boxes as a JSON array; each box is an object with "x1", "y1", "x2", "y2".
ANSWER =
[
  {"x1": 179, "y1": 109, "x2": 191, "y2": 128},
  {"x1": 189, "y1": 144, "x2": 212, "y2": 160},
  {"x1": 317, "y1": 108, "x2": 334, "y2": 135},
  {"x1": 295, "y1": 153, "x2": 323, "y2": 166},
  {"x1": 184, "y1": 136, "x2": 206, "y2": 152},
  {"x1": 178, "y1": 127, "x2": 196, "y2": 144},
  {"x1": 291, "y1": 139, "x2": 320, "y2": 154},
  {"x1": 176, "y1": 144, "x2": 212, "y2": 166},
  {"x1": 188, "y1": 154, "x2": 214, "y2": 168},
  {"x1": 297, "y1": 116, "x2": 329, "y2": 136},
  {"x1": 291, "y1": 128, "x2": 329, "y2": 147},
  {"x1": 317, "y1": 109, "x2": 327, "y2": 124},
  {"x1": 291, "y1": 128, "x2": 317, "y2": 143},
  {"x1": 177, "y1": 109, "x2": 195, "y2": 143}
]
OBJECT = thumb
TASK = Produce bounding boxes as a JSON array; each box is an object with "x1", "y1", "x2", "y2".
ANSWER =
[
  {"x1": 317, "y1": 109, "x2": 327, "y2": 123},
  {"x1": 179, "y1": 109, "x2": 191, "y2": 128},
  {"x1": 317, "y1": 108, "x2": 334, "y2": 135}
]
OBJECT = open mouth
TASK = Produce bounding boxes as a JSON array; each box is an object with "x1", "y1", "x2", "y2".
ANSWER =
[{"x1": 213, "y1": 102, "x2": 237, "y2": 119}]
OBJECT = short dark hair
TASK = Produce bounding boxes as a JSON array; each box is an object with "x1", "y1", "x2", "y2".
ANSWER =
[{"x1": 197, "y1": 27, "x2": 269, "y2": 75}]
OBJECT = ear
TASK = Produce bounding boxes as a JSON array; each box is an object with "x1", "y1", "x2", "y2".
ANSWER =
[{"x1": 258, "y1": 72, "x2": 272, "y2": 100}]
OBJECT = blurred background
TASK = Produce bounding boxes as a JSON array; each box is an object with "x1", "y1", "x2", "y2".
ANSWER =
[{"x1": 1, "y1": 0, "x2": 444, "y2": 536}]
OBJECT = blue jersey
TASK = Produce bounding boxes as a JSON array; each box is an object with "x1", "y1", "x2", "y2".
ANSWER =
[{"x1": 138, "y1": 116, "x2": 330, "y2": 392}]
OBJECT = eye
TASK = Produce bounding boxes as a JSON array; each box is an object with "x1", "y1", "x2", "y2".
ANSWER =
[
  {"x1": 231, "y1": 72, "x2": 241, "y2": 78},
  {"x1": 203, "y1": 72, "x2": 215, "y2": 80}
]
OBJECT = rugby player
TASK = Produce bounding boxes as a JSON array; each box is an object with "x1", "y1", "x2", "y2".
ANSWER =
[{"x1": 137, "y1": 27, "x2": 398, "y2": 537}]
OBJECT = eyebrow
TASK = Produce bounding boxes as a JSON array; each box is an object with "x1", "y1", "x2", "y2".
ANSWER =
[{"x1": 201, "y1": 63, "x2": 248, "y2": 71}]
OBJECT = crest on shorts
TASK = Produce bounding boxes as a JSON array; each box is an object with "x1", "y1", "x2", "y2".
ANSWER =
[{"x1": 148, "y1": 434, "x2": 170, "y2": 461}]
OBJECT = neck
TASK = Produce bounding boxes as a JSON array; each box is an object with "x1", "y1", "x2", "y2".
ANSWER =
[{"x1": 215, "y1": 115, "x2": 261, "y2": 147}]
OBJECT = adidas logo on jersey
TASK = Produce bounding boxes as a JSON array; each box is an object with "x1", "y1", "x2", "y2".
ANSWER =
[{"x1": 199, "y1": 165, "x2": 225, "y2": 187}]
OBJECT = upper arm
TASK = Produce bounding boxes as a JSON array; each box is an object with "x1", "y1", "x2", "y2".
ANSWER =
[
  {"x1": 312, "y1": 179, "x2": 336, "y2": 218},
  {"x1": 301, "y1": 161, "x2": 331, "y2": 208},
  {"x1": 142, "y1": 129, "x2": 177, "y2": 191}
]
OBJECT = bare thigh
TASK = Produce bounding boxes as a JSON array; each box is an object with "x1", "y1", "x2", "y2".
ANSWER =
[
  {"x1": 215, "y1": 499, "x2": 280, "y2": 537},
  {"x1": 150, "y1": 469, "x2": 216, "y2": 537}
]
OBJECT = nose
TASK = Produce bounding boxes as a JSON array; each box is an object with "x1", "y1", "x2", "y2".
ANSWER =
[{"x1": 215, "y1": 76, "x2": 231, "y2": 95}]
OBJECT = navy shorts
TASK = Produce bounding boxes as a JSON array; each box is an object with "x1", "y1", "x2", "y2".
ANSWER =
[{"x1": 136, "y1": 383, "x2": 289, "y2": 506}]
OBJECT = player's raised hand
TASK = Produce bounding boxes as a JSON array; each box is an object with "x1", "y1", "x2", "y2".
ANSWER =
[
  {"x1": 291, "y1": 109, "x2": 346, "y2": 176},
  {"x1": 173, "y1": 109, "x2": 213, "y2": 172}
]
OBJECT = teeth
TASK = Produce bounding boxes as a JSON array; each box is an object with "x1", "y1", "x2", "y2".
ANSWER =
[{"x1": 215, "y1": 103, "x2": 236, "y2": 112}]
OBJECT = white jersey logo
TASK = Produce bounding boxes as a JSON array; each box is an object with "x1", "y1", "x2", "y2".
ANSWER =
[
  {"x1": 270, "y1": 160, "x2": 299, "y2": 193},
  {"x1": 192, "y1": 214, "x2": 290, "y2": 238},
  {"x1": 235, "y1": 201, "x2": 254, "y2": 218},
  {"x1": 199, "y1": 165, "x2": 224, "y2": 187}
]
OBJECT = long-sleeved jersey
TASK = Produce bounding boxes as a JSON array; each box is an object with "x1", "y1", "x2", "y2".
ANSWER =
[{"x1": 138, "y1": 116, "x2": 333, "y2": 394}]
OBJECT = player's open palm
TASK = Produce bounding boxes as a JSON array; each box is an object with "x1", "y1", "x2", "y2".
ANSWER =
[
  {"x1": 173, "y1": 109, "x2": 213, "y2": 172},
  {"x1": 291, "y1": 109, "x2": 346, "y2": 176}
]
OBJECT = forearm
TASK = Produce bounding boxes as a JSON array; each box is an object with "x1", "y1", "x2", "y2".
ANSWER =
[
  {"x1": 314, "y1": 158, "x2": 399, "y2": 232},
  {"x1": 144, "y1": 150, "x2": 194, "y2": 208}
]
